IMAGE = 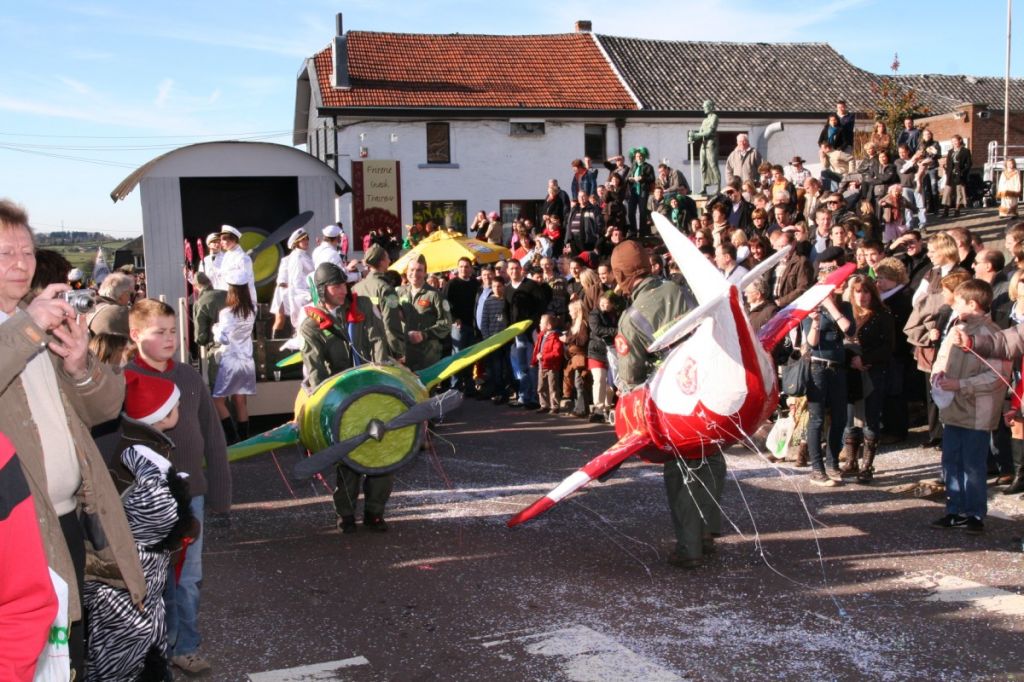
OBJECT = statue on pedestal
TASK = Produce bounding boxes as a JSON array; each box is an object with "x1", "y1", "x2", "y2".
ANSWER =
[{"x1": 688, "y1": 100, "x2": 720, "y2": 195}]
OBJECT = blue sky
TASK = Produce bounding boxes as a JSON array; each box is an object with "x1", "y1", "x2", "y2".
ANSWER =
[{"x1": 0, "y1": 0, "x2": 1018, "y2": 236}]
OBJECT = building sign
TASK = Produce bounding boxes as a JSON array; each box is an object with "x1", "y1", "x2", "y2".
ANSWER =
[
  {"x1": 352, "y1": 160, "x2": 402, "y2": 247},
  {"x1": 412, "y1": 200, "x2": 467, "y2": 233}
]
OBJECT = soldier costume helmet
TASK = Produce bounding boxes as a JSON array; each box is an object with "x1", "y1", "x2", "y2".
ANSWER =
[{"x1": 313, "y1": 262, "x2": 348, "y2": 303}]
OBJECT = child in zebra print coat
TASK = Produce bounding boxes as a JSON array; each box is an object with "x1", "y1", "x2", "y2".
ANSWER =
[{"x1": 84, "y1": 371, "x2": 195, "y2": 681}]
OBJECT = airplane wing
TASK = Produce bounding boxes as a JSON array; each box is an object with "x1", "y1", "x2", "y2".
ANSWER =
[
  {"x1": 507, "y1": 430, "x2": 653, "y2": 527},
  {"x1": 277, "y1": 317, "x2": 532, "y2": 373},
  {"x1": 756, "y1": 262, "x2": 857, "y2": 353},
  {"x1": 227, "y1": 421, "x2": 301, "y2": 462},
  {"x1": 416, "y1": 319, "x2": 531, "y2": 390}
]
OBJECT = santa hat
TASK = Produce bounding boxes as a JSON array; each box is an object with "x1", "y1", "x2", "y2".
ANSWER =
[{"x1": 123, "y1": 370, "x2": 180, "y2": 425}]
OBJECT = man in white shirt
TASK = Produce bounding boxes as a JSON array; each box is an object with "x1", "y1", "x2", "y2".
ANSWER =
[
  {"x1": 715, "y1": 242, "x2": 748, "y2": 285},
  {"x1": 199, "y1": 232, "x2": 222, "y2": 288},
  {"x1": 313, "y1": 224, "x2": 345, "y2": 268},
  {"x1": 285, "y1": 228, "x2": 314, "y2": 330}
]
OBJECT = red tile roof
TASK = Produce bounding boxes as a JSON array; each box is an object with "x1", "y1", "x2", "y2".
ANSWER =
[{"x1": 313, "y1": 32, "x2": 638, "y2": 111}]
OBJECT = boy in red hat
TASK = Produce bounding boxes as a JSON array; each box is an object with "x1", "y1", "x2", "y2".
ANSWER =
[
  {"x1": 127, "y1": 298, "x2": 229, "y2": 676},
  {"x1": 87, "y1": 370, "x2": 196, "y2": 681}
]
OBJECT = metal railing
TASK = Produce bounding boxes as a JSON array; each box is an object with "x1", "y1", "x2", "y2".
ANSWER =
[{"x1": 986, "y1": 140, "x2": 1024, "y2": 166}]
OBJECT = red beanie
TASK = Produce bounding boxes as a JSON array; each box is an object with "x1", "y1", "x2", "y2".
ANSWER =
[{"x1": 123, "y1": 370, "x2": 180, "y2": 425}]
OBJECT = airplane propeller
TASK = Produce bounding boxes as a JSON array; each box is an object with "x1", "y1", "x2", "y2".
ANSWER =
[
  {"x1": 247, "y1": 210, "x2": 316, "y2": 258},
  {"x1": 291, "y1": 389, "x2": 463, "y2": 480}
]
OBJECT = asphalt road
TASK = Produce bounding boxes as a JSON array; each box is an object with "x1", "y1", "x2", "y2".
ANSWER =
[{"x1": 197, "y1": 399, "x2": 1024, "y2": 681}]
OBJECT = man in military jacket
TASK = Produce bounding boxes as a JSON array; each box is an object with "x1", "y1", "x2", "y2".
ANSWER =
[
  {"x1": 299, "y1": 262, "x2": 393, "y2": 533},
  {"x1": 397, "y1": 255, "x2": 452, "y2": 371},
  {"x1": 299, "y1": 263, "x2": 384, "y2": 389},
  {"x1": 611, "y1": 241, "x2": 720, "y2": 571},
  {"x1": 352, "y1": 244, "x2": 405, "y2": 363}
]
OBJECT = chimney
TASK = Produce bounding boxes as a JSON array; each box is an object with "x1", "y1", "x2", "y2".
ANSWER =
[
  {"x1": 332, "y1": 12, "x2": 351, "y2": 90},
  {"x1": 575, "y1": 20, "x2": 592, "y2": 33}
]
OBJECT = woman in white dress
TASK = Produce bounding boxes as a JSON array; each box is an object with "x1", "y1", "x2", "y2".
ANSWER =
[{"x1": 212, "y1": 271, "x2": 256, "y2": 443}]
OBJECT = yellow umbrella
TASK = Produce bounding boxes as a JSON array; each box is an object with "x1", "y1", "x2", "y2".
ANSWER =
[{"x1": 390, "y1": 229, "x2": 511, "y2": 274}]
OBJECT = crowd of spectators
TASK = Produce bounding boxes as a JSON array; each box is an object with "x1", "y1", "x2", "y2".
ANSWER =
[{"x1": 6, "y1": 101, "x2": 1024, "y2": 678}]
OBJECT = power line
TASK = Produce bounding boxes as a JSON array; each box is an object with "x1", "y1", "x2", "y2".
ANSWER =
[
  {"x1": 0, "y1": 143, "x2": 139, "y2": 168},
  {"x1": 0, "y1": 128, "x2": 297, "y2": 140},
  {"x1": 0, "y1": 130, "x2": 294, "y2": 151}
]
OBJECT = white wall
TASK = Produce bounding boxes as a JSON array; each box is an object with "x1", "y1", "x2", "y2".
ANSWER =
[
  {"x1": 329, "y1": 117, "x2": 829, "y2": 249},
  {"x1": 135, "y1": 142, "x2": 342, "y2": 301}
]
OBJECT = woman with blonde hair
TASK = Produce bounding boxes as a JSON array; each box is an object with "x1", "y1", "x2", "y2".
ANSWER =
[
  {"x1": 904, "y1": 232, "x2": 967, "y2": 444},
  {"x1": 562, "y1": 298, "x2": 591, "y2": 418},
  {"x1": 998, "y1": 158, "x2": 1021, "y2": 218}
]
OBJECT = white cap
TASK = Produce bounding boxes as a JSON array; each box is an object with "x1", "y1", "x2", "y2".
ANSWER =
[
  {"x1": 68, "y1": 268, "x2": 84, "y2": 282},
  {"x1": 223, "y1": 269, "x2": 250, "y2": 287},
  {"x1": 205, "y1": 232, "x2": 221, "y2": 245},
  {"x1": 322, "y1": 224, "x2": 342, "y2": 238},
  {"x1": 220, "y1": 225, "x2": 242, "y2": 239},
  {"x1": 287, "y1": 228, "x2": 309, "y2": 249}
]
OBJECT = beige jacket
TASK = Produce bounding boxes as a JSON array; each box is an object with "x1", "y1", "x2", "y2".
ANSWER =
[
  {"x1": 0, "y1": 309, "x2": 144, "y2": 621},
  {"x1": 931, "y1": 315, "x2": 1010, "y2": 431}
]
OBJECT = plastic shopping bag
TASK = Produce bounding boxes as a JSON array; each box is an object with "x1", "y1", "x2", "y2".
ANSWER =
[{"x1": 34, "y1": 568, "x2": 70, "y2": 682}]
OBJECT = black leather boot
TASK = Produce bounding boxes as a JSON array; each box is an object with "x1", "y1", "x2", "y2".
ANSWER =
[
  {"x1": 1003, "y1": 468, "x2": 1024, "y2": 495},
  {"x1": 220, "y1": 417, "x2": 238, "y2": 445}
]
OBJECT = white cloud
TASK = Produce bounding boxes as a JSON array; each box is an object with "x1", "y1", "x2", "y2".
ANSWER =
[
  {"x1": 0, "y1": 92, "x2": 213, "y2": 136},
  {"x1": 57, "y1": 76, "x2": 92, "y2": 96},
  {"x1": 138, "y1": 23, "x2": 317, "y2": 58},
  {"x1": 550, "y1": 0, "x2": 869, "y2": 41},
  {"x1": 236, "y1": 76, "x2": 287, "y2": 98},
  {"x1": 155, "y1": 78, "x2": 174, "y2": 108},
  {"x1": 69, "y1": 48, "x2": 114, "y2": 61}
]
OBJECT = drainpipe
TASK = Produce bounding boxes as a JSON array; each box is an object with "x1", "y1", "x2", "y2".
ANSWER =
[{"x1": 614, "y1": 118, "x2": 626, "y2": 156}]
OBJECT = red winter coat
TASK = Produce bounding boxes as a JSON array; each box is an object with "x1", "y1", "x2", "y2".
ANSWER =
[
  {"x1": 0, "y1": 433, "x2": 58, "y2": 680},
  {"x1": 531, "y1": 331, "x2": 566, "y2": 371}
]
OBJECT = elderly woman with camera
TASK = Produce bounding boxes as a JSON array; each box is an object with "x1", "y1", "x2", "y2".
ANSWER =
[{"x1": 0, "y1": 199, "x2": 143, "y2": 678}]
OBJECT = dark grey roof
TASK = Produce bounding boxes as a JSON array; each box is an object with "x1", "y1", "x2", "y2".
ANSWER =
[
  {"x1": 893, "y1": 74, "x2": 1024, "y2": 112},
  {"x1": 596, "y1": 36, "x2": 879, "y2": 115}
]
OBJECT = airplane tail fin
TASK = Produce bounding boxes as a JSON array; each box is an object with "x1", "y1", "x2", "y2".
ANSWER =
[
  {"x1": 417, "y1": 319, "x2": 531, "y2": 390},
  {"x1": 756, "y1": 262, "x2": 857, "y2": 353},
  {"x1": 227, "y1": 421, "x2": 301, "y2": 463},
  {"x1": 651, "y1": 212, "x2": 727, "y2": 306},
  {"x1": 507, "y1": 430, "x2": 652, "y2": 527}
]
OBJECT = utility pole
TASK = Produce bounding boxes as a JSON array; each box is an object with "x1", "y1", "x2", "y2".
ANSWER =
[{"x1": 1006, "y1": 0, "x2": 1013, "y2": 158}]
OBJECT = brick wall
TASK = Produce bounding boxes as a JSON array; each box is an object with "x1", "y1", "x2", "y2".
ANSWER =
[{"x1": 915, "y1": 105, "x2": 1024, "y2": 168}]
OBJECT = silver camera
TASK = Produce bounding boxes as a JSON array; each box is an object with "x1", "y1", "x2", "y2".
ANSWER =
[{"x1": 62, "y1": 290, "x2": 96, "y2": 315}]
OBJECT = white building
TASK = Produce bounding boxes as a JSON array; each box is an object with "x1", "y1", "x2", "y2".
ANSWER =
[
  {"x1": 112, "y1": 140, "x2": 350, "y2": 304},
  {"x1": 292, "y1": 16, "x2": 890, "y2": 248}
]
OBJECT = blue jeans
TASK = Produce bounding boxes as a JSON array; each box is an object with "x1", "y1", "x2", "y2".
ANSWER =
[
  {"x1": 484, "y1": 346, "x2": 511, "y2": 397},
  {"x1": 806, "y1": 362, "x2": 847, "y2": 473},
  {"x1": 165, "y1": 495, "x2": 204, "y2": 656},
  {"x1": 510, "y1": 333, "x2": 537, "y2": 404},
  {"x1": 941, "y1": 425, "x2": 989, "y2": 519},
  {"x1": 450, "y1": 321, "x2": 473, "y2": 391}
]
